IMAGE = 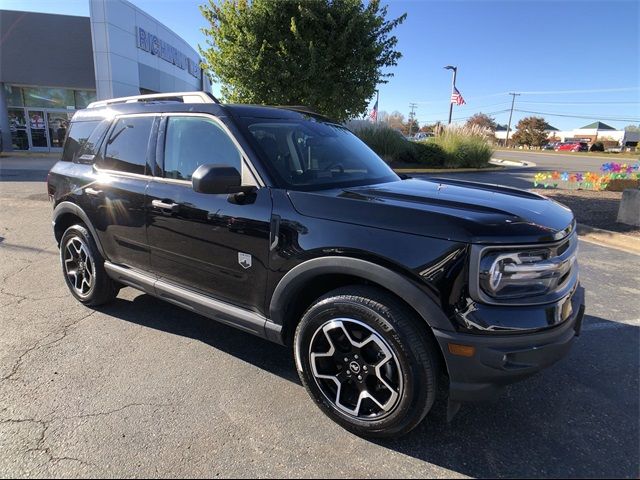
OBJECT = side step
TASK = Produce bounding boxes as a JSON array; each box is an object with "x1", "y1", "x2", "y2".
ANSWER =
[{"x1": 104, "y1": 262, "x2": 281, "y2": 342}]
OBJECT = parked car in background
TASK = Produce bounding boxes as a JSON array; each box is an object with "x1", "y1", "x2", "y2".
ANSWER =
[
  {"x1": 542, "y1": 142, "x2": 558, "y2": 150},
  {"x1": 413, "y1": 132, "x2": 434, "y2": 141},
  {"x1": 556, "y1": 142, "x2": 588, "y2": 152}
]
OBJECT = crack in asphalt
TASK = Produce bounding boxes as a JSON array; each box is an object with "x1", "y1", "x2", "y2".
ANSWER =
[
  {"x1": 1, "y1": 261, "x2": 35, "y2": 284},
  {"x1": 0, "y1": 402, "x2": 174, "y2": 472},
  {"x1": 0, "y1": 310, "x2": 97, "y2": 382}
]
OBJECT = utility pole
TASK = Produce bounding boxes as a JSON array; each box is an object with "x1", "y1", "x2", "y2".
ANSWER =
[
  {"x1": 444, "y1": 65, "x2": 457, "y2": 124},
  {"x1": 505, "y1": 92, "x2": 520, "y2": 147},
  {"x1": 408, "y1": 102, "x2": 417, "y2": 136}
]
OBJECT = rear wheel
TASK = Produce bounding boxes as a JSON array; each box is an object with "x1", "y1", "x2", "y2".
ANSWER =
[
  {"x1": 294, "y1": 286, "x2": 440, "y2": 438},
  {"x1": 60, "y1": 224, "x2": 119, "y2": 306}
]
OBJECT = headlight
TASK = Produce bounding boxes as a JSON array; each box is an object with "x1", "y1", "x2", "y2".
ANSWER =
[{"x1": 477, "y1": 244, "x2": 577, "y2": 301}]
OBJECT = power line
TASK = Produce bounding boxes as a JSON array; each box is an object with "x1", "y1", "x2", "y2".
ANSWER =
[
  {"x1": 518, "y1": 100, "x2": 640, "y2": 105},
  {"x1": 416, "y1": 109, "x2": 510, "y2": 124},
  {"x1": 413, "y1": 86, "x2": 640, "y2": 104},
  {"x1": 517, "y1": 87, "x2": 640, "y2": 95},
  {"x1": 513, "y1": 109, "x2": 640, "y2": 122}
]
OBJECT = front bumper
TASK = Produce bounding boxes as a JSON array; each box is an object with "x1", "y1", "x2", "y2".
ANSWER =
[{"x1": 433, "y1": 285, "x2": 585, "y2": 402}]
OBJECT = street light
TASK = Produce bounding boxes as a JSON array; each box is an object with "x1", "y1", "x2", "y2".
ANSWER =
[{"x1": 444, "y1": 65, "x2": 457, "y2": 125}]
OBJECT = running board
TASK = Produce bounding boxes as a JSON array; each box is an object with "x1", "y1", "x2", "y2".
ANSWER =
[{"x1": 104, "y1": 262, "x2": 282, "y2": 342}]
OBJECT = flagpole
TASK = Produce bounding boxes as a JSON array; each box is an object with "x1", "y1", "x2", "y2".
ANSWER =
[
  {"x1": 444, "y1": 65, "x2": 458, "y2": 125},
  {"x1": 375, "y1": 89, "x2": 379, "y2": 123}
]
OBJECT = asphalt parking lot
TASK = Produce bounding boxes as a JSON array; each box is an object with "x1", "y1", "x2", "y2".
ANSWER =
[{"x1": 1, "y1": 159, "x2": 639, "y2": 478}]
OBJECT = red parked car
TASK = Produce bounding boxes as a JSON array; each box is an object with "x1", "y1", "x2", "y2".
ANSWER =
[{"x1": 555, "y1": 142, "x2": 589, "y2": 152}]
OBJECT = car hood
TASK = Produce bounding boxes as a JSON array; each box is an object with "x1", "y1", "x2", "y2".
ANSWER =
[{"x1": 287, "y1": 178, "x2": 575, "y2": 244}]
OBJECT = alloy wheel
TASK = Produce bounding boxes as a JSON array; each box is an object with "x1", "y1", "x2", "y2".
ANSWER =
[
  {"x1": 308, "y1": 318, "x2": 403, "y2": 420},
  {"x1": 62, "y1": 236, "x2": 95, "y2": 297}
]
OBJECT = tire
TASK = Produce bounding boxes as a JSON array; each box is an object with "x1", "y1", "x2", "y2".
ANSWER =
[
  {"x1": 59, "y1": 224, "x2": 119, "y2": 306},
  {"x1": 294, "y1": 285, "x2": 440, "y2": 438}
]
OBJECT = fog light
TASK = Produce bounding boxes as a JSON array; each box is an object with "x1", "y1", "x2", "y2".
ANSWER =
[{"x1": 448, "y1": 343, "x2": 476, "y2": 357}]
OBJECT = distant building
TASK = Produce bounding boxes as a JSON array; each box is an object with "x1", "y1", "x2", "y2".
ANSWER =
[
  {"x1": 0, "y1": 0, "x2": 211, "y2": 152},
  {"x1": 552, "y1": 122, "x2": 639, "y2": 147},
  {"x1": 494, "y1": 121, "x2": 639, "y2": 148}
]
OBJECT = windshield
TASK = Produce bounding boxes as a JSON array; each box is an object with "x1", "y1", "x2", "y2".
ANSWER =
[{"x1": 242, "y1": 117, "x2": 399, "y2": 190}]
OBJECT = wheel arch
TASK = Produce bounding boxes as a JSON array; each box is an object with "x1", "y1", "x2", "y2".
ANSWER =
[
  {"x1": 269, "y1": 256, "x2": 455, "y2": 345},
  {"x1": 53, "y1": 202, "x2": 106, "y2": 258}
]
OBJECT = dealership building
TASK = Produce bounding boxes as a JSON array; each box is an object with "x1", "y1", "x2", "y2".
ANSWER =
[{"x1": 0, "y1": 0, "x2": 211, "y2": 152}]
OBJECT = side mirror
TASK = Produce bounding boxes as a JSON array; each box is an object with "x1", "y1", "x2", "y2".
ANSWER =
[{"x1": 192, "y1": 164, "x2": 241, "y2": 194}]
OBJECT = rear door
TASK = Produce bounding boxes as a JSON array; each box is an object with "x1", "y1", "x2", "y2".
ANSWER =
[
  {"x1": 146, "y1": 113, "x2": 272, "y2": 312},
  {"x1": 89, "y1": 114, "x2": 157, "y2": 271}
]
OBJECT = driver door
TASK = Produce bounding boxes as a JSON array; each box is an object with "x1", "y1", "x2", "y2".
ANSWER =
[{"x1": 146, "y1": 114, "x2": 272, "y2": 313}]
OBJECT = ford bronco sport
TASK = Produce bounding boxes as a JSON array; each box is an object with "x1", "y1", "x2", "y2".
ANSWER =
[{"x1": 48, "y1": 92, "x2": 585, "y2": 438}]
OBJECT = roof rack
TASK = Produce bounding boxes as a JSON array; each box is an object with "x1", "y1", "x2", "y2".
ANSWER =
[{"x1": 87, "y1": 91, "x2": 219, "y2": 108}]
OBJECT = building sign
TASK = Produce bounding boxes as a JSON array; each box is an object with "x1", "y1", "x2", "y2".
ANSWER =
[{"x1": 136, "y1": 27, "x2": 200, "y2": 79}]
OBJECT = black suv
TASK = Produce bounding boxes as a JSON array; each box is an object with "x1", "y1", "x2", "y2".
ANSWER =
[{"x1": 48, "y1": 92, "x2": 585, "y2": 438}]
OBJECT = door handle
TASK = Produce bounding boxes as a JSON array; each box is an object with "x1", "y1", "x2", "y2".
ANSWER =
[
  {"x1": 152, "y1": 199, "x2": 179, "y2": 213},
  {"x1": 85, "y1": 187, "x2": 103, "y2": 196}
]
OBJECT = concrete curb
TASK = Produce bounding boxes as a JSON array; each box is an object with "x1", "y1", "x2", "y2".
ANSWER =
[
  {"x1": 393, "y1": 166, "x2": 505, "y2": 174},
  {"x1": 576, "y1": 223, "x2": 640, "y2": 255},
  {"x1": 0, "y1": 152, "x2": 59, "y2": 158},
  {"x1": 490, "y1": 157, "x2": 536, "y2": 168},
  {"x1": 493, "y1": 148, "x2": 639, "y2": 162},
  {"x1": 393, "y1": 157, "x2": 532, "y2": 174}
]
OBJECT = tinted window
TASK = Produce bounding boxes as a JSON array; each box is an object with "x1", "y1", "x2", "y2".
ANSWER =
[
  {"x1": 100, "y1": 116, "x2": 154, "y2": 174},
  {"x1": 164, "y1": 116, "x2": 241, "y2": 180},
  {"x1": 244, "y1": 118, "x2": 398, "y2": 190},
  {"x1": 62, "y1": 120, "x2": 101, "y2": 162}
]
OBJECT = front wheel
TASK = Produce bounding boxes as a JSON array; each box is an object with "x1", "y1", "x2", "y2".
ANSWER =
[{"x1": 294, "y1": 286, "x2": 440, "y2": 438}]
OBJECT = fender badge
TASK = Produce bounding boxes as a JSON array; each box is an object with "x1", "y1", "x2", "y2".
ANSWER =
[{"x1": 238, "y1": 252, "x2": 252, "y2": 269}]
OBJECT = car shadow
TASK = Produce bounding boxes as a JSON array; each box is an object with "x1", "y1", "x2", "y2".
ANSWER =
[
  {"x1": 96, "y1": 295, "x2": 639, "y2": 477},
  {"x1": 372, "y1": 314, "x2": 639, "y2": 478},
  {"x1": 95, "y1": 293, "x2": 299, "y2": 384}
]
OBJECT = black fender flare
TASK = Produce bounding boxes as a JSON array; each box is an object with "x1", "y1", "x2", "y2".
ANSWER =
[
  {"x1": 268, "y1": 256, "x2": 454, "y2": 332},
  {"x1": 52, "y1": 201, "x2": 107, "y2": 258}
]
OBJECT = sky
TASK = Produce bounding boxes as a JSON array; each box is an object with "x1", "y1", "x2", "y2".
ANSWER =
[{"x1": 3, "y1": 0, "x2": 639, "y2": 130}]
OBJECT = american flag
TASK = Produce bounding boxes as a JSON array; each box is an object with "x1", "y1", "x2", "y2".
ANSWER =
[
  {"x1": 451, "y1": 87, "x2": 466, "y2": 106},
  {"x1": 369, "y1": 99, "x2": 378, "y2": 122}
]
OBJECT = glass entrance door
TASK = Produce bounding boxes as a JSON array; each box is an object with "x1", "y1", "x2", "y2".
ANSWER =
[
  {"x1": 27, "y1": 110, "x2": 49, "y2": 150},
  {"x1": 47, "y1": 111, "x2": 72, "y2": 150},
  {"x1": 8, "y1": 108, "x2": 29, "y2": 151}
]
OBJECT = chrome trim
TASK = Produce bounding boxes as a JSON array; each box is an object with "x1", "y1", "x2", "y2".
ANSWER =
[{"x1": 103, "y1": 262, "x2": 271, "y2": 338}]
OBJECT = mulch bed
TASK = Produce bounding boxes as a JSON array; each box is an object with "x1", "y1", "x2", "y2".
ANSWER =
[{"x1": 530, "y1": 189, "x2": 640, "y2": 237}]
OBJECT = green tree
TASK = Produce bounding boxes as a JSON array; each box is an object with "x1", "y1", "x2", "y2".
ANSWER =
[
  {"x1": 465, "y1": 113, "x2": 497, "y2": 132},
  {"x1": 200, "y1": 0, "x2": 406, "y2": 121},
  {"x1": 512, "y1": 116, "x2": 548, "y2": 147},
  {"x1": 624, "y1": 124, "x2": 640, "y2": 132}
]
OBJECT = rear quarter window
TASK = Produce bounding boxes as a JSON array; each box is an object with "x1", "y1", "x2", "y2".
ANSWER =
[
  {"x1": 61, "y1": 120, "x2": 109, "y2": 163},
  {"x1": 97, "y1": 116, "x2": 154, "y2": 175}
]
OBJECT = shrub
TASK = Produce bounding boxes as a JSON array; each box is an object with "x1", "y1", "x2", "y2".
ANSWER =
[
  {"x1": 348, "y1": 121, "x2": 492, "y2": 168},
  {"x1": 412, "y1": 141, "x2": 446, "y2": 166},
  {"x1": 590, "y1": 141, "x2": 605, "y2": 152},
  {"x1": 431, "y1": 125, "x2": 494, "y2": 168},
  {"x1": 347, "y1": 121, "x2": 413, "y2": 163}
]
